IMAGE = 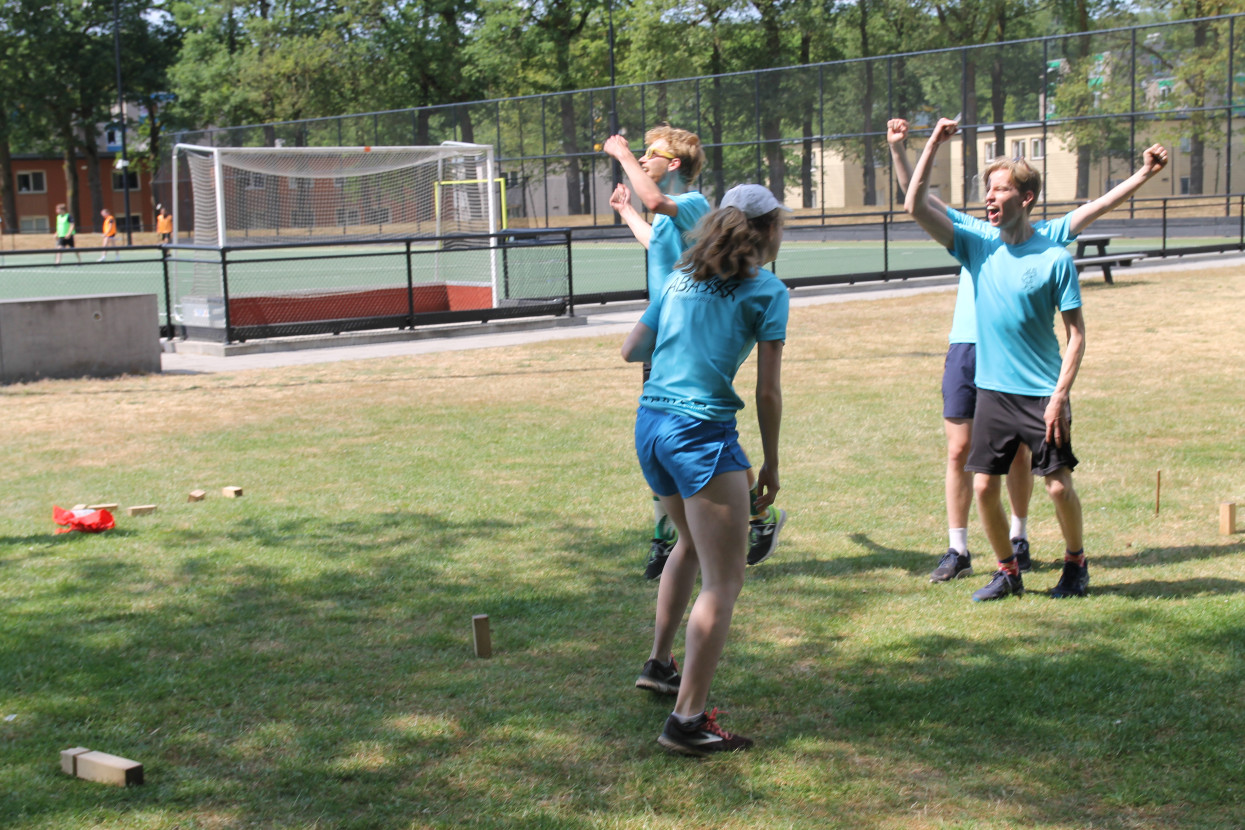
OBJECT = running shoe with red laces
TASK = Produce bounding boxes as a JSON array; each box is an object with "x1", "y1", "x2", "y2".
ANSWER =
[{"x1": 657, "y1": 708, "x2": 753, "y2": 757}]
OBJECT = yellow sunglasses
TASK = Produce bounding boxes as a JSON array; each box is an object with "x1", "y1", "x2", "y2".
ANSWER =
[{"x1": 640, "y1": 146, "x2": 677, "y2": 161}]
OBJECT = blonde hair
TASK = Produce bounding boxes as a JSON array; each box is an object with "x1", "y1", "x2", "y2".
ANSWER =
[
  {"x1": 645, "y1": 124, "x2": 705, "y2": 185},
  {"x1": 677, "y1": 206, "x2": 784, "y2": 282},
  {"x1": 985, "y1": 157, "x2": 1042, "y2": 207}
]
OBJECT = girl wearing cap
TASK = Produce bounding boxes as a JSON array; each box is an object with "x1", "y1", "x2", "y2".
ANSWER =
[{"x1": 622, "y1": 183, "x2": 790, "y2": 756}]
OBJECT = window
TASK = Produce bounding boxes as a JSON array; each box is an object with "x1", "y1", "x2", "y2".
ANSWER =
[
  {"x1": 116, "y1": 214, "x2": 141, "y2": 232},
  {"x1": 1179, "y1": 176, "x2": 1190, "y2": 195},
  {"x1": 1011, "y1": 140, "x2": 1026, "y2": 159},
  {"x1": 243, "y1": 171, "x2": 265, "y2": 190},
  {"x1": 335, "y1": 207, "x2": 360, "y2": 225},
  {"x1": 16, "y1": 171, "x2": 46, "y2": 193},
  {"x1": 105, "y1": 127, "x2": 121, "y2": 146},
  {"x1": 112, "y1": 170, "x2": 139, "y2": 191},
  {"x1": 1030, "y1": 139, "x2": 1045, "y2": 159},
  {"x1": 984, "y1": 141, "x2": 998, "y2": 161},
  {"x1": 20, "y1": 216, "x2": 50, "y2": 233}
]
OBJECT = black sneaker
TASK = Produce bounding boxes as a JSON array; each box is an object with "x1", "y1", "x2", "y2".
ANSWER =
[
  {"x1": 1012, "y1": 538, "x2": 1033, "y2": 573},
  {"x1": 930, "y1": 549, "x2": 973, "y2": 582},
  {"x1": 644, "y1": 537, "x2": 671, "y2": 580},
  {"x1": 635, "y1": 656, "x2": 680, "y2": 695},
  {"x1": 1050, "y1": 558, "x2": 1089, "y2": 598},
  {"x1": 747, "y1": 507, "x2": 787, "y2": 566},
  {"x1": 657, "y1": 708, "x2": 753, "y2": 757},
  {"x1": 971, "y1": 568, "x2": 1024, "y2": 602}
]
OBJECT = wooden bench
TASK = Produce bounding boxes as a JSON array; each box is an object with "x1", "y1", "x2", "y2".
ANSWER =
[{"x1": 1073, "y1": 252, "x2": 1147, "y2": 284}]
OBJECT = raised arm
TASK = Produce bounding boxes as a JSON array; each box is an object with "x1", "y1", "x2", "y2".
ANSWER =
[
  {"x1": 887, "y1": 118, "x2": 948, "y2": 212},
  {"x1": 609, "y1": 183, "x2": 653, "y2": 249},
  {"x1": 1066, "y1": 144, "x2": 1169, "y2": 236},
  {"x1": 603, "y1": 135, "x2": 678, "y2": 217},
  {"x1": 751, "y1": 339, "x2": 784, "y2": 512},
  {"x1": 904, "y1": 117, "x2": 958, "y2": 249}
]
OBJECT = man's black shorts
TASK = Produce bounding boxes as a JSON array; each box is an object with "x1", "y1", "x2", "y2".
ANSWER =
[
  {"x1": 56, "y1": 235, "x2": 75, "y2": 249},
  {"x1": 966, "y1": 388, "x2": 1078, "y2": 476}
]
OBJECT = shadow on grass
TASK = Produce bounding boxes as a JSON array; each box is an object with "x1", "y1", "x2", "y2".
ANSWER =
[
  {"x1": 4, "y1": 508, "x2": 1242, "y2": 828},
  {"x1": 1093, "y1": 541, "x2": 1245, "y2": 569}
]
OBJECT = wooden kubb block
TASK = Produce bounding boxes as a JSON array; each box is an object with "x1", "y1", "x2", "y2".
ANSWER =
[
  {"x1": 222, "y1": 486, "x2": 243, "y2": 498},
  {"x1": 473, "y1": 614, "x2": 492, "y2": 659},
  {"x1": 1222, "y1": 502, "x2": 1238, "y2": 536},
  {"x1": 61, "y1": 747, "x2": 143, "y2": 786},
  {"x1": 127, "y1": 505, "x2": 157, "y2": 517},
  {"x1": 188, "y1": 489, "x2": 207, "y2": 502}
]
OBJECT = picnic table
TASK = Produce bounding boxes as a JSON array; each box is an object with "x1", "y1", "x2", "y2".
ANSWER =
[{"x1": 1072, "y1": 233, "x2": 1145, "y2": 285}]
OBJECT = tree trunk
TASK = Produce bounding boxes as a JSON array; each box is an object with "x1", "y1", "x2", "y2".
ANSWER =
[
  {"x1": 800, "y1": 32, "x2": 814, "y2": 208},
  {"x1": 560, "y1": 96, "x2": 582, "y2": 216},
  {"x1": 81, "y1": 129, "x2": 105, "y2": 233},
  {"x1": 0, "y1": 119, "x2": 15, "y2": 234},
  {"x1": 962, "y1": 60, "x2": 979, "y2": 204},
  {"x1": 860, "y1": 1, "x2": 876, "y2": 206}
]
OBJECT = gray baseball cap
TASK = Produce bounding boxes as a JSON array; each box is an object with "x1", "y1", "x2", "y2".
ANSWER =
[{"x1": 719, "y1": 184, "x2": 791, "y2": 218}]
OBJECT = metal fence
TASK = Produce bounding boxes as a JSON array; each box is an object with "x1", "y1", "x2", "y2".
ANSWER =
[{"x1": 165, "y1": 15, "x2": 1245, "y2": 229}]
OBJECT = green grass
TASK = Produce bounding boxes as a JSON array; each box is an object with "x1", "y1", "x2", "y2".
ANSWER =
[{"x1": 1, "y1": 266, "x2": 1242, "y2": 828}]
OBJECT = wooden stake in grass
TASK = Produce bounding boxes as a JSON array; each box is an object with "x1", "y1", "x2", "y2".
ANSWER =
[
  {"x1": 1155, "y1": 470, "x2": 1161, "y2": 516},
  {"x1": 472, "y1": 614, "x2": 492, "y2": 658},
  {"x1": 1222, "y1": 502, "x2": 1238, "y2": 536}
]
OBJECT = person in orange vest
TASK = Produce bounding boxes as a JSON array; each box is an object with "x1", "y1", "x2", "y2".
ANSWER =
[
  {"x1": 99, "y1": 209, "x2": 119, "y2": 261},
  {"x1": 156, "y1": 205, "x2": 173, "y2": 243}
]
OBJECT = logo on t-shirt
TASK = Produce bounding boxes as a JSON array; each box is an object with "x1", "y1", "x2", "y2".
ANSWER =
[
  {"x1": 669, "y1": 273, "x2": 739, "y2": 300},
  {"x1": 1021, "y1": 267, "x2": 1040, "y2": 291}
]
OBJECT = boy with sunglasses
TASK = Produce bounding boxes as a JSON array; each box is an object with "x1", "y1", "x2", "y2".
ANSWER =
[{"x1": 604, "y1": 126, "x2": 787, "y2": 584}]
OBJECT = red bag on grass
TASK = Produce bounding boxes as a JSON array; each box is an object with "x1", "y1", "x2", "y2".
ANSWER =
[{"x1": 53, "y1": 505, "x2": 116, "y2": 534}]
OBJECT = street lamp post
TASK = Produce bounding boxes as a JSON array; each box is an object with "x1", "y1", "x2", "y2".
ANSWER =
[{"x1": 113, "y1": 0, "x2": 132, "y2": 246}]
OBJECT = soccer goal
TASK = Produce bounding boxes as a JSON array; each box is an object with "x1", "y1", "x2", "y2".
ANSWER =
[
  {"x1": 172, "y1": 142, "x2": 499, "y2": 247},
  {"x1": 170, "y1": 142, "x2": 513, "y2": 334}
]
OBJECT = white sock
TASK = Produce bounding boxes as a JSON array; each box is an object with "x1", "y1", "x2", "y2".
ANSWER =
[
  {"x1": 949, "y1": 528, "x2": 968, "y2": 554},
  {"x1": 1010, "y1": 515, "x2": 1027, "y2": 540},
  {"x1": 672, "y1": 710, "x2": 702, "y2": 725}
]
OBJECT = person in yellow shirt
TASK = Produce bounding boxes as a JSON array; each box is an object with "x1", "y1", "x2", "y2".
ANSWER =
[
  {"x1": 155, "y1": 205, "x2": 173, "y2": 243},
  {"x1": 99, "y1": 209, "x2": 118, "y2": 261}
]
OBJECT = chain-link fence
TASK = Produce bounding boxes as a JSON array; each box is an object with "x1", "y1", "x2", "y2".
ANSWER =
[
  {"x1": 166, "y1": 15, "x2": 1245, "y2": 229},
  {"x1": 167, "y1": 230, "x2": 572, "y2": 343}
]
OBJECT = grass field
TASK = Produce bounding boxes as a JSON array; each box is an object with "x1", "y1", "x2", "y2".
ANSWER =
[{"x1": 0, "y1": 264, "x2": 1242, "y2": 829}]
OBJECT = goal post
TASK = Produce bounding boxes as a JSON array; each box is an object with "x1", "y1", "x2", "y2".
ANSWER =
[
  {"x1": 171, "y1": 142, "x2": 499, "y2": 247},
  {"x1": 169, "y1": 141, "x2": 506, "y2": 319}
]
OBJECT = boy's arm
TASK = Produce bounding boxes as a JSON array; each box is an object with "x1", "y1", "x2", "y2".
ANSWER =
[
  {"x1": 1045, "y1": 306, "x2": 1085, "y2": 448},
  {"x1": 887, "y1": 119, "x2": 948, "y2": 212},
  {"x1": 609, "y1": 183, "x2": 653, "y2": 249},
  {"x1": 1066, "y1": 144, "x2": 1168, "y2": 236},
  {"x1": 903, "y1": 118, "x2": 958, "y2": 249},
  {"x1": 603, "y1": 135, "x2": 678, "y2": 217}
]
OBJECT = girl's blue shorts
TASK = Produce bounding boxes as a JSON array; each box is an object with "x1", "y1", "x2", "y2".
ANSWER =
[{"x1": 634, "y1": 406, "x2": 751, "y2": 498}]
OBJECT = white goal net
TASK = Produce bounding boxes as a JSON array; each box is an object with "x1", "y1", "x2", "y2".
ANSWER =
[{"x1": 172, "y1": 142, "x2": 499, "y2": 247}]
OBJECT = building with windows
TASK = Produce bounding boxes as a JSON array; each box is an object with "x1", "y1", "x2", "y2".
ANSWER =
[{"x1": 10, "y1": 152, "x2": 154, "y2": 236}]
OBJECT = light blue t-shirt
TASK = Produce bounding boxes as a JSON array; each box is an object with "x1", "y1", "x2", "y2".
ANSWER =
[
  {"x1": 638, "y1": 266, "x2": 789, "y2": 422},
  {"x1": 947, "y1": 207, "x2": 1078, "y2": 344},
  {"x1": 647, "y1": 191, "x2": 711, "y2": 299},
  {"x1": 951, "y1": 222, "x2": 1082, "y2": 397}
]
